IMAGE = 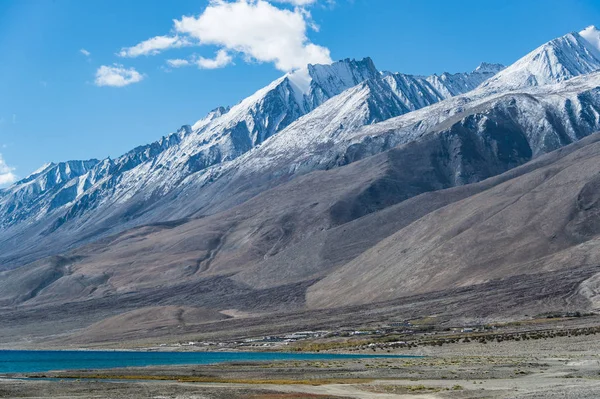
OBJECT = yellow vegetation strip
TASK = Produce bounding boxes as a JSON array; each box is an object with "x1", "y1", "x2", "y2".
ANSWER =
[{"x1": 28, "y1": 374, "x2": 372, "y2": 386}]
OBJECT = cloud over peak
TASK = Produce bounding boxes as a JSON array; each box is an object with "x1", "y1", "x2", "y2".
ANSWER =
[{"x1": 120, "y1": 0, "x2": 332, "y2": 72}]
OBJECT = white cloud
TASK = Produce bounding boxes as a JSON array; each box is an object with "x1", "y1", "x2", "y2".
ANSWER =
[
  {"x1": 166, "y1": 58, "x2": 191, "y2": 68},
  {"x1": 0, "y1": 154, "x2": 17, "y2": 187},
  {"x1": 121, "y1": 0, "x2": 331, "y2": 72},
  {"x1": 271, "y1": 0, "x2": 318, "y2": 5},
  {"x1": 80, "y1": 48, "x2": 91, "y2": 57},
  {"x1": 174, "y1": 0, "x2": 331, "y2": 71},
  {"x1": 118, "y1": 35, "x2": 192, "y2": 57},
  {"x1": 94, "y1": 64, "x2": 144, "y2": 87},
  {"x1": 195, "y1": 49, "x2": 233, "y2": 69}
]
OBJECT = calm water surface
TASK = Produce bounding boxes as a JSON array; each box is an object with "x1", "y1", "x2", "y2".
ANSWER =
[{"x1": 0, "y1": 350, "x2": 416, "y2": 374}]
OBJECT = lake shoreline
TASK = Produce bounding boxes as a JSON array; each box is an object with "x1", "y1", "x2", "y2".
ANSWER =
[{"x1": 3, "y1": 332, "x2": 600, "y2": 398}]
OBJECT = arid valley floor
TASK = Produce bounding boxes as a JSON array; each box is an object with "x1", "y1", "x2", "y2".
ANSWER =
[{"x1": 3, "y1": 316, "x2": 600, "y2": 398}]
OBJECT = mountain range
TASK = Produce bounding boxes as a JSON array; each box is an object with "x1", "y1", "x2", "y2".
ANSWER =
[
  {"x1": 2, "y1": 26, "x2": 600, "y2": 346},
  {"x1": 0, "y1": 56, "x2": 504, "y2": 268}
]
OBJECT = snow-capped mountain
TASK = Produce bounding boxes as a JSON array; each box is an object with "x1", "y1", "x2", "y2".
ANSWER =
[
  {"x1": 0, "y1": 125, "x2": 194, "y2": 230},
  {"x1": 0, "y1": 59, "x2": 374, "y2": 228},
  {"x1": 0, "y1": 58, "x2": 496, "y2": 236},
  {"x1": 214, "y1": 70, "x2": 600, "y2": 204},
  {"x1": 344, "y1": 70, "x2": 600, "y2": 163},
  {"x1": 186, "y1": 29, "x2": 600, "y2": 217},
  {"x1": 4, "y1": 26, "x2": 600, "y2": 271},
  {"x1": 480, "y1": 26, "x2": 600, "y2": 92}
]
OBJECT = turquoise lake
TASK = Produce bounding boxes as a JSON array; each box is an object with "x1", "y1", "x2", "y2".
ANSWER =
[{"x1": 0, "y1": 350, "x2": 414, "y2": 374}]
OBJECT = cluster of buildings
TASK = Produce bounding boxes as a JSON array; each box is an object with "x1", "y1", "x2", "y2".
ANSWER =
[
  {"x1": 151, "y1": 320, "x2": 440, "y2": 350},
  {"x1": 241, "y1": 331, "x2": 330, "y2": 346}
]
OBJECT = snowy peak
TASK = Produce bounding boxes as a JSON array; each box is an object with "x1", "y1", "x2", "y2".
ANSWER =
[
  {"x1": 188, "y1": 59, "x2": 380, "y2": 139},
  {"x1": 480, "y1": 30, "x2": 600, "y2": 92},
  {"x1": 13, "y1": 159, "x2": 99, "y2": 189},
  {"x1": 309, "y1": 57, "x2": 379, "y2": 86},
  {"x1": 192, "y1": 106, "x2": 230, "y2": 131},
  {"x1": 178, "y1": 57, "x2": 384, "y2": 173},
  {"x1": 306, "y1": 57, "x2": 380, "y2": 105},
  {"x1": 473, "y1": 62, "x2": 505, "y2": 74}
]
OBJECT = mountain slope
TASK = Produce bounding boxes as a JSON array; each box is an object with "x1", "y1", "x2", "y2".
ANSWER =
[
  {"x1": 307, "y1": 133, "x2": 600, "y2": 308},
  {"x1": 4, "y1": 132, "x2": 600, "y2": 346}
]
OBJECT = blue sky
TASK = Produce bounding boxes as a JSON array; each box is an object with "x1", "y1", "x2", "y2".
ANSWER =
[{"x1": 1, "y1": 0, "x2": 600, "y2": 185}]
